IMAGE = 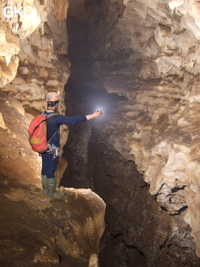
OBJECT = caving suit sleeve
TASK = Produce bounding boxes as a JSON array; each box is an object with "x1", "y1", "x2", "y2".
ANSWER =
[
  {"x1": 55, "y1": 114, "x2": 87, "y2": 125},
  {"x1": 47, "y1": 114, "x2": 87, "y2": 147}
]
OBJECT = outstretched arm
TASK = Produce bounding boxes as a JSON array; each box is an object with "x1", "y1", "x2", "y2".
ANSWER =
[
  {"x1": 86, "y1": 110, "x2": 102, "y2": 120},
  {"x1": 54, "y1": 110, "x2": 102, "y2": 125}
]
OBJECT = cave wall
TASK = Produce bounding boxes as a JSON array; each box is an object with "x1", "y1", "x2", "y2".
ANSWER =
[
  {"x1": 63, "y1": 107, "x2": 200, "y2": 266},
  {"x1": 84, "y1": 0, "x2": 200, "y2": 258},
  {"x1": 62, "y1": 0, "x2": 200, "y2": 265},
  {"x1": 88, "y1": 130, "x2": 198, "y2": 267},
  {"x1": 0, "y1": 1, "x2": 106, "y2": 265},
  {"x1": 0, "y1": 0, "x2": 70, "y2": 184}
]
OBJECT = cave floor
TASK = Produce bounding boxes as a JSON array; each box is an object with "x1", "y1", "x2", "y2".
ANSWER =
[{"x1": 0, "y1": 175, "x2": 88, "y2": 267}]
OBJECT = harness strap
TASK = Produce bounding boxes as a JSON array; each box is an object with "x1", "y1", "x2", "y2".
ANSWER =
[{"x1": 48, "y1": 130, "x2": 58, "y2": 144}]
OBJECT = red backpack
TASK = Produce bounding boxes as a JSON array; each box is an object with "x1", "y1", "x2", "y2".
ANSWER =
[{"x1": 28, "y1": 113, "x2": 55, "y2": 153}]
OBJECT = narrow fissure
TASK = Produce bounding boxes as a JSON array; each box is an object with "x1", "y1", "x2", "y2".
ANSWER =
[{"x1": 61, "y1": 1, "x2": 200, "y2": 266}]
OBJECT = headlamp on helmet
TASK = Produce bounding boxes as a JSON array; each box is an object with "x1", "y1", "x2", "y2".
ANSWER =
[{"x1": 46, "y1": 92, "x2": 60, "y2": 102}]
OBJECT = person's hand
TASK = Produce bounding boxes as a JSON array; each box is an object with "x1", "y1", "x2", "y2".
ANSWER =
[
  {"x1": 93, "y1": 109, "x2": 102, "y2": 117},
  {"x1": 86, "y1": 110, "x2": 102, "y2": 120}
]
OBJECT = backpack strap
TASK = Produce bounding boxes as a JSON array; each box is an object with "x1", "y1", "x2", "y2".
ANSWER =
[
  {"x1": 41, "y1": 111, "x2": 55, "y2": 118},
  {"x1": 44, "y1": 112, "x2": 58, "y2": 144},
  {"x1": 46, "y1": 112, "x2": 56, "y2": 119}
]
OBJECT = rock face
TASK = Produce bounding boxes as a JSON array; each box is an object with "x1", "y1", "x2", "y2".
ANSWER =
[
  {"x1": 0, "y1": 0, "x2": 70, "y2": 184},
  {"x1": 62, "y1": 0, "x2": 200, "y2": 265},
  {"x1": 0, "y1": 0, "x2": 105, "y2": 265},
  {"x1": 0, "y1": 174, "x2": 105, "y2": 266},
  {"x1": 87, "y1": 0, "x2": 200, "y2": 257},
  {"x1": 1, "y1": 0, "x2": 70, "y2": 113},
  {"x1": 0, "y1": 92, "x2": 41, "y2": 186}
]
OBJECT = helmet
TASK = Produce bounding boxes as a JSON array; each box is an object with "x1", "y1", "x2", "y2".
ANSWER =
[{"x1": 46, "y1": 92, "x2": 60, "y2": 102}]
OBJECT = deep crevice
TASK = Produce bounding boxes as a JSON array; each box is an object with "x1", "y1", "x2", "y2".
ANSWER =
[{"x1": 62, "y1": 1, "x2": 200, "y2": 266}]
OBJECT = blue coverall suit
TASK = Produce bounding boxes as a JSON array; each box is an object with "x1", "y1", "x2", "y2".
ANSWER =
[{"x1": 41, "y1": 112, "x2": 87, "y2": 178}]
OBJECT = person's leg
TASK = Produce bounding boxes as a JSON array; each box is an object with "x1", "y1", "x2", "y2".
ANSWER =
[
  {"x1": 46, "y1": 154, "x2": 59, "y2": 178},
  {"x1": 41, "y1": 153, "x2": 51, "y2": 195},
  {"x1": 43, "y1": 154, "x2": 64, "y2": 199}
]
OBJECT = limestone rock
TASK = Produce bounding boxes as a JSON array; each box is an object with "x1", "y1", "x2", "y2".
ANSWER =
[
  {"x1": 0, "y1": 0, "x2": 70, "y2": 184},
  {"x1": 53, "y1": 0, "x2": 69, "y2": 20},
  {"x1": 0, "y1": 93, "x2": 41, "y2": 186},
  {"x1": 54, "y1": 188, "x2": 106, "y2": 260},
  {"x1": 0, "y1": 0, "x2": 106, "y2": 266},
  {"x1": 0, "y1": 112, "x2": 6, "y2": 130},
  {"x1": 0, "y1": 177, "x2": 105, "y2": 266},
  {"x1": 1, "y1": 0, "x2": 70, "y2": 114},
  {"x1": 89, "y1": 253, "x2": 99, "y2": 267},
  {"x1": 83, "y1": 0, "x2": 200, "y2": 261}
]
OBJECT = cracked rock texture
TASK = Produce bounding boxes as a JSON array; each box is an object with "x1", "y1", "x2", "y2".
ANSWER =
[
  {"x1": 61, "y1": 0, "x2": 200, "y2": 265},
  {"x1": 84, "y1": 0, "x2": 200, "y2": 260}
]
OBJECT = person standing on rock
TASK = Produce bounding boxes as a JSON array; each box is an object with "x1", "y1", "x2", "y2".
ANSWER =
[{"x1": 42, "y1": 91, "x2": 102, "y2": 199}]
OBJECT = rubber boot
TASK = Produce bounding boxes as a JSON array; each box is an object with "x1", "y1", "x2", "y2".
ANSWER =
[
  {"x1": 47, "y1": 178, "x2": 64, "y2": 199},
  {"x1": 41, "y1": 175, "x2": 48, "y2": 195}
]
